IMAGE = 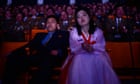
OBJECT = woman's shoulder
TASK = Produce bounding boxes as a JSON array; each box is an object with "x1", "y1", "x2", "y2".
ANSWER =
[
  {"x1": 69, "y1": 27, "x2": 80, "y2": 38},
  {"x1": 70, "y1": 27, "x2": 77, "y2": 32},
  {"x1": 94, "y1": 27, "x2": 103, "y2": 34},
  {"x1": 69, "y1": 27, "x2": 78, "y2": 34}
]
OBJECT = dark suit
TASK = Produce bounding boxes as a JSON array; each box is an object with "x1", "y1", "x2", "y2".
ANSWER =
[
  {"x1": 1, "y1": 18, "x2": 15, "y2": 41},
  {"x1": 2, "y1": 30, "x2": 69, "y2": 84},
  {"x1": 105, "y1": 16, "x2": 133, "y2": 41},
  {"x1": 44, "y1": 0, "x2": 69, "y2": 5}
]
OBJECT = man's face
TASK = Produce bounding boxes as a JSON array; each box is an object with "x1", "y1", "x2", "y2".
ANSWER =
[
  {"x1": 67, "y1": 6, "x2": 73, "y2": 15},
  {"x1": 16, "y1": 13, "x2": 23, "y2": 21},
  {"x1": 116, "y1": 7, "x2": 124, "y2": 18},
  {"x1": 5, "y1": 11, "x2": 11, "y2": 18},
  {"x1": 61, "y1": 11, "x2": 68, "y2": 20},
  {"x1": 46, "y1": 18, "x2": 57, "y2": 32}
]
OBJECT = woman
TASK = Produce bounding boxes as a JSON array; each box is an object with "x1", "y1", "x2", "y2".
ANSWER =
[{"x1": 59, "y1": 6, "x2": 121, "y2": 84}]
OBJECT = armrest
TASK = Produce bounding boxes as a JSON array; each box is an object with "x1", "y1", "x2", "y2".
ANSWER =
[{"x1": 25, "y1": 47, "x2": 30, "y2": 56}]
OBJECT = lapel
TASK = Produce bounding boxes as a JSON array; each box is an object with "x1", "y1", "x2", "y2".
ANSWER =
[
  {"x1": 49, "y1": 30, "x2": 59, "y2": 41},
  {"x1": 110, "y1": 18, "x2": 116, "y2": 27},
  {"x1": 121, "y1": 18, "x2": 126, "y2": 25},
  {"x1": 46, "y1": 30, "x2": 62, "y2": 45},
  {"x1": 41, "y1": 33, "x2": 49, "y2": 40}
]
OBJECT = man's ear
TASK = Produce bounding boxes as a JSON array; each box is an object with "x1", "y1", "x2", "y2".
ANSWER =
[{"x1": 57, "y1": 24, "x2": 60, "y2": 30}]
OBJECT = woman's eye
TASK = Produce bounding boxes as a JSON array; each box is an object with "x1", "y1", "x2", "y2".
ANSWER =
[{"x1": 83, "y1": 14, "x2": 87, "y2": 16}]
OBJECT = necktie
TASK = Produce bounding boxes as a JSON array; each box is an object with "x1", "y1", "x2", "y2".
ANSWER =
[
  {"x1": 116, "y1": 18, "x2": 121, "y2": 31},
  {"x1": 118, "y1": 18, "x2": 122, "y2": 25},
  {"x1": 42, "y1": 32, "x2": 54, "y2": 45}
]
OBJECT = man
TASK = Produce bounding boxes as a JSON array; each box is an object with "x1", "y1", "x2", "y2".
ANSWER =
[
  {"x1": 105, "y1": 6, "x2": 133, "y2": 41},
  {"x1": 2, "y1": 15, "x2": 69, "y2": 84},
  {"x1": 1, "y1": 10, "x2": 15, "y2": 41},
  {"x1": 9, "y1": 13, "x2": 27, "y2": 41},
  {"x1": 59, "y1": 11, "x2": 69, "y2": 31}
]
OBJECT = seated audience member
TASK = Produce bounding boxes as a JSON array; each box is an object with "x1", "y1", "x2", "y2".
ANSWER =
[
  {"x1": 2, "y1": 15, "x2": 69, "y2": 84},
  {"x1": 105, "y1": 5, "x2": 133, "y2": 41},
  {"x1": 59, "y1": 10, "x2": 69, "y2": 31}
]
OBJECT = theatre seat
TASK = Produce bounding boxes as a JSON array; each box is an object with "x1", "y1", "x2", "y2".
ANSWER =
[
  {"x1": 24, "y1": 47, "x2": 69, "y2": 84},
  {"x1": 1, "y1": 41, "x2": 140, "y2": 83},
  {"x1": 30, "y1": 29, "x2": 48, "y2": 40}
]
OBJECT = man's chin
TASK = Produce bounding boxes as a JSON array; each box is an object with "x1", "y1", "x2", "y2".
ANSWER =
[
  {"x1": 48, "y1": 29, "x2": 56, "y2": 32},
  {"x1": 80, "y1": 24, "x2": 89, "y2": 27}
]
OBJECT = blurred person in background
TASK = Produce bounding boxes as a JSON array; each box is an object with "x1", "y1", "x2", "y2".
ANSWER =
[
  {"x1": 132, "y1": 12, "x2": 140, "y2": 41},
  {"x1": 105, "y1": 5, "x2": 133, "y2": 41},
  {"x1": 1, "y1": 10, "x2": 15, "y2": 41},
  {"x1": 9, "y1": 13, "x2": 27, "y2": 41},
  {"x1": 59, "y1": 10, "x2": 69, "y2": 31}
]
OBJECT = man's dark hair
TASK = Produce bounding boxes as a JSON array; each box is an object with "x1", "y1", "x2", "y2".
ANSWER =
[{"x1": 46, "y1": 15, "x2": 59, "y2": 23}]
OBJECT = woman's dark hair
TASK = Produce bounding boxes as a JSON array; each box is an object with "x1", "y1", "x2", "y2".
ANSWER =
[{"x1": 75, "y1": 6, "x2": 96, "y2": 35}]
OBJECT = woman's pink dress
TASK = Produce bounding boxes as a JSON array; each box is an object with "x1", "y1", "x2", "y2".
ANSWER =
[{"x1": 59, "y1": 28, "x2": 121, "y2": 84}]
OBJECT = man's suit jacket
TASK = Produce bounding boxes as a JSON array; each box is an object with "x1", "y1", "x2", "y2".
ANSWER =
[
  {"x1": 1, "y1": 30, "x2": 69, "y2": 84},
  {"x1": 106, "y1": 17, "x2": 128, "y2": 33},
  {"x1": 10, "y1": 30, "x2": 69, "y2": 67},
  {"x1": 25, "y1": 30, "x2": 69, "y2": 65},
  {"x1": 28, "y1": 30, "x2": 69, "y2": 54},
  {"x1": 105, "y1": 16, "x2": 133, "y2": 41}
]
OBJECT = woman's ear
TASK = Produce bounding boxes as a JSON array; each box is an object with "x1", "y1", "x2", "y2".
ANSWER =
[{"x1": 57, "y1": 24, "x2": 60, "y2": 30}]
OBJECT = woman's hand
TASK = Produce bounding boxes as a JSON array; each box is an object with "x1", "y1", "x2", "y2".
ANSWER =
[{"x1": 81, "y1": 42, "x2": 93, "y2": 52}]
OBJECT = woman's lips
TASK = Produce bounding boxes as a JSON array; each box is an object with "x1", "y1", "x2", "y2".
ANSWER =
[{"x1": 81, "y1": 19, "x2": 85, "y2": 23}]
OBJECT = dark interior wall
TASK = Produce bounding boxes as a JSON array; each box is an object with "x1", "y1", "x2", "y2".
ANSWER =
[
  {"x1": 44, "y1": 0, "x2": 69, "y2": 5},
  {"x1": 0, "y1": 0, "x2": 7, "y2": 6},
  {"x1": 0, "y1": 0, "x2": 101, "y2": 6},
  {"x1": 12, "y1": 0, "x2": 36, "y2": 6},
  {"x1": 0, "y1": 0, "x2": 37, "y2": 6},
  {"x1": 0, "y1": 0, "x2": 139, "y2": 7}
]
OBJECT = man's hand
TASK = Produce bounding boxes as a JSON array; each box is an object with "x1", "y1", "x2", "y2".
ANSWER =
[{"x1": 50, "y1": 50, "x2": 58, "y2": 56}]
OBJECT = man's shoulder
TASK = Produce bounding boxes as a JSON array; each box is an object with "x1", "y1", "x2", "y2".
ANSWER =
[
  {"x1": 33, "y1": 32, "x2": 48, "y2": 39},
  {"x1": 56, "y1": 30, "x2": 69, "y2": 36},
  {"x1": 57, "y1": 30, "x2": 68, "y2": 33},
  {"x1": 36, "y1": 32, "x2": 48, "y2": 35}
]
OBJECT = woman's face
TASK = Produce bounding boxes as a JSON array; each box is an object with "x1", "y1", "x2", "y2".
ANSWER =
[
  {"x1": 61, "y1": 11, "x2": 68, "y2": 20},
  {"x1": 76, "y1": 10, "x2": 90, "y2": 27}
]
